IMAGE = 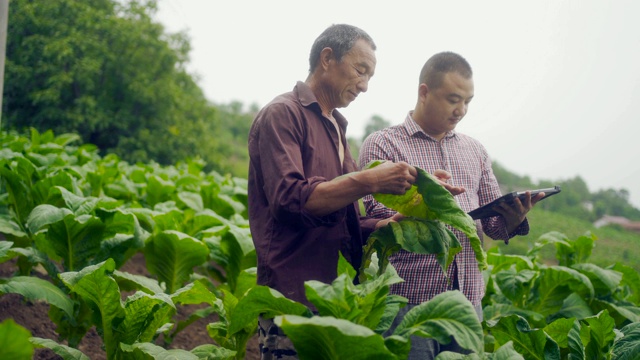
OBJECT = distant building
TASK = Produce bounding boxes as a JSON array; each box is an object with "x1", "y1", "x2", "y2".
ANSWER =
[{"x1": 594, "y1": 215, "x2": 640, "y2": 233}]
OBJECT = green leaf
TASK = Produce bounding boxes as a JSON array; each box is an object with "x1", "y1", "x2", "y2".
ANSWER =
[
  {"x1": 487, "y1": 252, "x2": 535, "y2": 272},
  {"x1": 305, "y1": 274, "x2": 359, "y2": 321},
  {"x1": 572, "y1": 262, "x2": 623, "y2": 295},
  {"x1": 552, "y1": 292, "x2": 594, "y2": 321},
  {"x1": 30, "y1": 337, "x2": 90, "y2": 360},
  {"x1": 31, "y1": 171, "x2": 76, "y2": 210},
  {"x1": 171, "y1": 280, "x2": 218, "y2": 307},
  {"x1": 613, "y1": 322, "x2": 640, "y2": 360},
  {"x1": 0, "y1": 157, "x2": 37, "y2": 227},
  {"x1": 145, "y1": 230, "x2": 209, "y2": 294},
  {"x1": 489, "y1": 314, "x2": 559, "y2": 359},
  {"x1": 42, "y1": 212, "x2": 106, "y2": 271},
  {"x1": 26, "y1": 204, "x2": 72, "y2": 233},
  {"x1": 0, "y1": 319, "x2": 34, "y2": 360},
  {"x1": 0, "y1": 241, "x2": 15, "y2": 261},
  {"x1": 117, "y1": 291, "x2": 176, "y2": 344},
  {"x1": 0, "y1": 276, "x2": 75, "y2": 317},
  {"x1": 393, "y1": 291, "x2": 483, "y2": 354},
  {"x1": 494, "y1": 268, "x2": 537, "y2": 304},
  {"x1": 146, "y1": 175, "x2": 176, "y2": 207},
  {"x1": 190, "y1": 344, "x2": 237, "y2": 360},
  {"x1": 530, "y1": 266, "x2": 594, "y2": 317},
  {"x1": 227, "y1": 285, "x2": 312, "y2": 335},
  {"x1": 120, "y1": 342, "x2": 199, "y2": 359},
  {"x1": 275, "y1": 315, "x2": 398, "y2": 360},
  {"x1": 544, "y1": 317, "x2": 577, "y2": 348},
  {"x1": 365, "y1": 162, "x2": 486, "y2": 270},
  {"x1": 0, "y1": 216, "x2": 27, "y2": 239},
  {"x1": 613, "y1": 262, "x2": 640, "y2": 305},
  {"x1": 113, "y1": 269, "x2": 165, "y2": 294},
  {"x1": 177, "y1": 191, "x2": 204, "y2": 212},
  {"x1": 60, "y1": 259, "x2": 124, "y2": 359},
  {"x1": 583, "y1": 310, "x2": 616, "y2": 352},
  {"x1": 48, "y1": 186, "x2": 99, "y2": 215}
]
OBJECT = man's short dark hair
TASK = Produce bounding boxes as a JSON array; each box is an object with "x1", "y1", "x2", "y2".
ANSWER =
[
  {"x1": 420, "y1": 52, "x2": 473, "y2": 89},
  {"x1": 309, "y1": 24, "x2": 376, "y2": 73}
]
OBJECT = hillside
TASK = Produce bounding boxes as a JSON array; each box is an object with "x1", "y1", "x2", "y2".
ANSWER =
[{"x1": 485, "y1": 187, "x2": 640, "y2": 273}]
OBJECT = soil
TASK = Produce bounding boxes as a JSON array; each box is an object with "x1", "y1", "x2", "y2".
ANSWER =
[{"x1": 0, "y1": 252, "x2": 261, "y2": 360}]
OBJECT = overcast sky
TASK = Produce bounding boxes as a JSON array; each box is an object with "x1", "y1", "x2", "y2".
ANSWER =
[{"x1": 155, "y1": 0, "x2": 640, "y2": 209}]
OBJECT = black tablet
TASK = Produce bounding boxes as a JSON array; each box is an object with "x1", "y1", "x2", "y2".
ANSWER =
[{"x1": 467, "y1": 186, "x2": 561, "y2": 220}]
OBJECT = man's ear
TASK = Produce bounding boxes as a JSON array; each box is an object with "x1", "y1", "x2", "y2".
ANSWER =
[
  {"x1": 418, "y1": 83, "x2": 430, "y2": 99},
  {"x1": 319, "y1": 47, "x2": 334, "y2": 70}
]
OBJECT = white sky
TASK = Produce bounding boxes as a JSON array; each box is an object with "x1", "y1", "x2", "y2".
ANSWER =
[{"x1": 155, "y1": 0, "x2": 640, "y2": 209}]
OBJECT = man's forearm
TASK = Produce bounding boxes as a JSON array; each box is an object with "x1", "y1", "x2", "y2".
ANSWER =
[{"x1": 304, "y1": 172, "x2": 373, "y2": 217}]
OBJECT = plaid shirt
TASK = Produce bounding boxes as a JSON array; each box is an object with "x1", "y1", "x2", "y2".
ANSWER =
[{"x1": 359, "y1": 112, "x2": 528, "y2": 306}]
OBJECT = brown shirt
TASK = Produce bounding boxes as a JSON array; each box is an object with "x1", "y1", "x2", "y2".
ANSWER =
[{"x1": 247, "y1": 81, "x2": 377, "y2": 306}]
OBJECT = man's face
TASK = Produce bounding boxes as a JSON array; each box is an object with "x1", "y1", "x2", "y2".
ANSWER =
[
  {"x1": 327, "y1": 39, "x2": 376, "y2": 109},
  {"x1": 422, "y1": 72, "x2": 474, "y2": 138}
]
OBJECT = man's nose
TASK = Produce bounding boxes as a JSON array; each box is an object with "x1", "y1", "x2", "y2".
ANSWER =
[
  {"x1": 454, "y1": 104, "x2": 467, "y2": 117},
  {"x1": 357, "y1": 78, "x2": 369, "y2": 93}
]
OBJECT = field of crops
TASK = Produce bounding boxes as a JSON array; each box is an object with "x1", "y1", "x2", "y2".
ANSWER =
[{"x1": 1, "y1": 130, "x2": 639, "y2": 359}]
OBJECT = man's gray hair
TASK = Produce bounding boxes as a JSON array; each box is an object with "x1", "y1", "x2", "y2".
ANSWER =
[{"x1": 309, "y1": 24, "x2": 376, "y2": 73}]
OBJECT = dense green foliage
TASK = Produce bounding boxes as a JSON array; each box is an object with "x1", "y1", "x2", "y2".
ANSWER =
[
  {"x1": 2, "y1": 0, "x2": 252, "y2": 177},
  {"x1": 1, "y1": 130, "x2": 639, "y2": 359},
  {"x1": 486, "y1": 208, "x2": 640, "y2": 273}
]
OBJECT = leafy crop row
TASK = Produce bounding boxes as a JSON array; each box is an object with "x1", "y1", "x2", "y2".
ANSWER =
[{"x1": 1, "y1": 129, "x2": 639, "y2": 359}]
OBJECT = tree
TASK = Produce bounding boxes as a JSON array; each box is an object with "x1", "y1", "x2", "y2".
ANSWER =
[
  {"x1": 2, "y1": 0, "x2": 222, "y2": 168},
  {"x1": 361, "y1": 115, "x2": 391, "y2": 143}
]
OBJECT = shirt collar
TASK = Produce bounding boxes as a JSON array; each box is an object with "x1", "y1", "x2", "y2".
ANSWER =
[
  {"x1": 294, "y1": 81, "x2": 348, "y2": 129},
  {"x1": 403, "y1": 111, "x2": 457, "y2": 140}
]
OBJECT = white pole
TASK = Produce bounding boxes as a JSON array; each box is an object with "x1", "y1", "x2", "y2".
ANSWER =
[{"x1": 0, "y1": 0, "x2": 8, "y2": 127}]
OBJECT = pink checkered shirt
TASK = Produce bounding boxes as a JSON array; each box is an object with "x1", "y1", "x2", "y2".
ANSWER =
[{"x1": 359, "y1": 112, "x2": 528, "y2": 306}]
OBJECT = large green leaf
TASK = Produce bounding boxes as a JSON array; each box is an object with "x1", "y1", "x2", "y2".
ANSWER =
[
  {"x1": 117, "y1": 291, "x2": 176, "y2": 344},
  {"x1": 613, "y1": 322, "x2": 640, "y2": 360},
  {"x1": 613, "y1": 262, "x2": 640, "y2": 305},
  {"x1": 583, "y1": 310, "x2": 617, "y2": 352},
  {"x1": 120, "y1": 342, "x2": 199, "y2": 359},
  {"x1": 552, "y1": 292, "x2": 594, "y2": 321},
  {"x1": 177, "y1": 191, "x2": 204, "y2": 212},
  {"x1": 489, "y1": 314, "x2": 560, "y2": 359},
  {"x1": 0, "y1": 215, "x2": 27, "y2": 241},
  {"x1": 571, "y1": 263, "x2": 623, "y2": 295},
  {"x1": 305, "y1": 274, "x2": 360, "y2": 322},
  {"x1": 26, "y1": 204, "x2": 72, "y2": 233},
  {"x1": 494, "y1": 268, "x2": 537, "y2": 305},
  {"x1": 47, "y1": 186, "x2": 99, "y2": 216},
  {"x1": 275, "y1": 315, "x2": 398, "y2": 360},
  {"x1": 145, "y1": 230, "x2": 209, "y2": 294},
  {"x1": 393, "y1": 291, "x2": 484, "y2": 354},
  {"x1": 487, "y1": 252, "x2": 535, "y2": 272},
  {"x1": 171, "y1": 280, "x2": 218, "y2": 307},
  {"x1": 42, "y1": 213, "x2": 106, "y2": 271},
  {"x1": 59, "y1": 259, "x2": 124, "y2": 359},
  {"x1": 113, "y1": 269, "x2": 165, "y2": 294},
  {"x1": 227, "y1": 285, "x2": 312, "y2": 335},
  {"x1": 529, "y1": 266, "x2": 594, "y2": 317},
  {"x1": 30, "y1": 337, "x2": 90, "y2": 360},
  {"x1": 0, "y1": 276, "x2": 75, "y2": 317},
  {"x1": 190, "y1": 344, "x2": 237, "y2": 360},
  {"x1": 0, "y1": 156, "x2": 37, "y2": 227},
  {"x1": 544, "y1": 317, "x2": 577, "y2": 348},
  {"x1": 0, "y1": 319, "x2": 34, "y2": 360},
  {"x1": 146, "y1": 175, "x2": 176, "y2": 208},
  {"x1": 365, "y1": 161, "x2": 486, "y2": 270},
  {"x1": 369, "y1": 219, "x2": 461, "y2": 276}
]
